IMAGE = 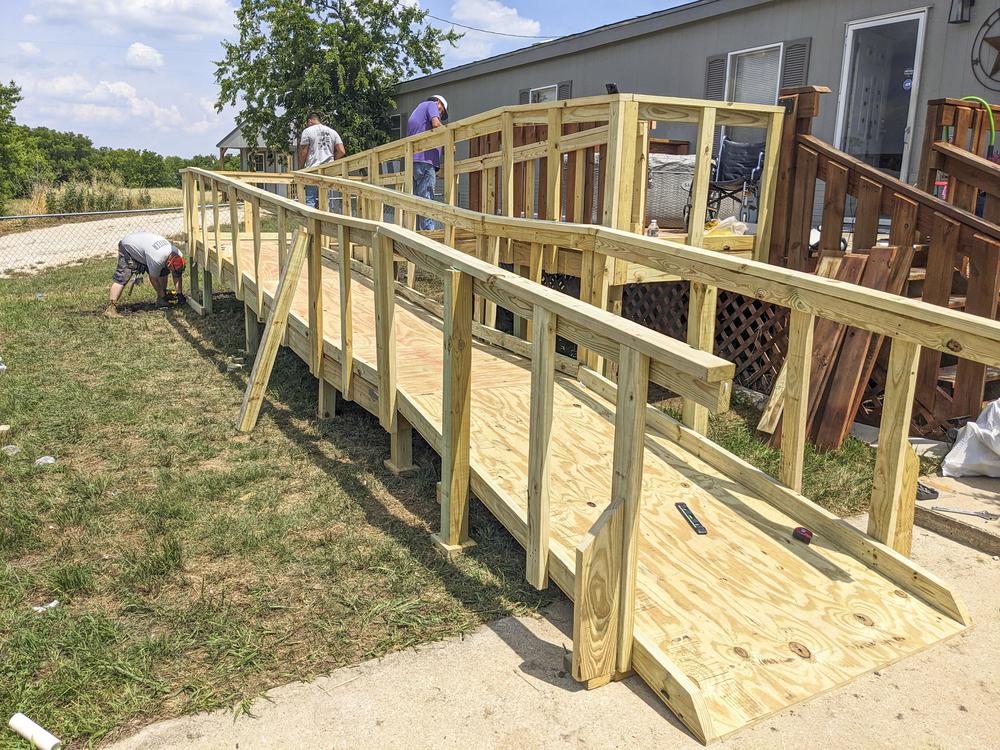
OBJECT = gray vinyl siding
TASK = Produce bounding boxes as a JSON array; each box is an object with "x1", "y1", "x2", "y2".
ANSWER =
[{"x1": 393, "y1": 0, "x2": 1000, "y2": 183}]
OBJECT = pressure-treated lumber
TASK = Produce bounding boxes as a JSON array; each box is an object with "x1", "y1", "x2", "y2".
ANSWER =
[
  {"x1": 868, "y1": 338, "x2": 921, "y2": 554},
  {"x1": 195, "y1": 171, "x2": 974, "y2": 745},
  {"x1": 526, "y1": 306, "x2": 556, "y2": 589},
  {"x1": 338, "y1": 224, "x2": 355, "y2": 400},
  {"x1": 434, "y1": 268, "x2": 475, "y2": 556},
  {"x1": 612, "y1": 346, "x2": 650, "y2": 674},
  {"x1": 235, "y1": 228, "x2": 309, "y2": 432},
  {"x1": 780, "y1": 309, "x2": 814, "y2": 491},
  {"x1": 573, "y1": 499, "x2": 623, "y2": 686},
  {"x1": 385, "y1": 415, "x2": 419, "y2": 477},
  {"x1": 372, "y1": 231, "x2": 397, "y2": 431}
]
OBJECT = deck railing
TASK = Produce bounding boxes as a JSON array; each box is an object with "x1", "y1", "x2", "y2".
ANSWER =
[
  {"x1": 303, "y1": 94, "x2": 785, "y2": 332},
  {"x1": 180, "y1": 139, "x2": 996, "y2": 696},
  {"x1": 769, "y1": 87, "x2": 1000, "y2": 434}
]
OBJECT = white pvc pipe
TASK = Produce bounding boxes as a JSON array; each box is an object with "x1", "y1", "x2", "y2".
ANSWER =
[{"x1": 8, "y1": 713, "x2": 62, "y2": 750}]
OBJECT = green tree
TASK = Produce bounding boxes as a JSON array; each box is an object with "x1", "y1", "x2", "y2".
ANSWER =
[
  {"x1": 0, "y1": 82, "x2": 46, "y2": 212},
  {"x1": 214, "y1": 0, "x2": 459, "y2": 156},
  {"x1": 28, "y1": 127, "x2": 94, "y2": 183}
]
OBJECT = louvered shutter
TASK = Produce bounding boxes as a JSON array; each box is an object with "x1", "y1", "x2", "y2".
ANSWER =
[
  {"x1": 557, "y1": 80, "x2": 573, "y2": 100},
  {"x1": 704, "y1": 54, "x2": 727, "y2": 100},
  {"x1": 519, "y1": 89, "x2": 530, "y2": 105},
  {"x1": 781, "y1": 38, "x2": 811, "y2": 89}
]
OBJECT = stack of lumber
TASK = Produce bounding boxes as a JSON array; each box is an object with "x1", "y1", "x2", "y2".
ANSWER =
[{"x1": 758, "y1": 245, "x2": 915, "y2": 450}]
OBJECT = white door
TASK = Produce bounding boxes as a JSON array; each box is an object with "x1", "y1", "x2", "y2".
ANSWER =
[{"x1": 834, "y1": 10, "x2": 926, "y2": 181}]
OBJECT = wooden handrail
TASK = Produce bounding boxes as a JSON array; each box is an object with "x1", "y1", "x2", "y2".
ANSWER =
[
  {"x1": 284, "y1": 169, "x2": 1000, "y2": 367},
  {"x1": 799, "y1": 134, "x2": 1000, "y2": 243}
]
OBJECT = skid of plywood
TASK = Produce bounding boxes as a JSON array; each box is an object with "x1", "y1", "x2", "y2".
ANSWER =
[{"x1": 194, "y1": 234, "x2": 967, "y2": 744}]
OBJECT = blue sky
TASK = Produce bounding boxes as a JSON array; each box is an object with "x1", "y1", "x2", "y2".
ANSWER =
[{"x1": 0, "y1": 0, "x2": 682, "y2": 156}]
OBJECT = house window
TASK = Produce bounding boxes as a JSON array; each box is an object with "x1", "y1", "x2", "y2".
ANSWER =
[
  {"x1": 389, "y1": 114, "x2": 402, "y2": 141},
  {"x1": 530, "y1": 84, "x2": 559, "y2": 103},
  {"x1": 726, "y1": 44, "x2": 783, "y2": 105}
]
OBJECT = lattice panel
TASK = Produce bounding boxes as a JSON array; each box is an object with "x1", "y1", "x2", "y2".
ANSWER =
[{"x1": 621, "y1": 282, "x2": 788, "y2": 392}]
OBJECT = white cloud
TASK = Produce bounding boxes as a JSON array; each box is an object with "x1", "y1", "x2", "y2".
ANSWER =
[
  {"x1": 22, "y1": 13, "x2": 41, "y2": 24},
  {"x1": 28, "y1": 0, "x2": 236, "y2": 38},
  {"x1": 20, "y1": 73, "x2": 184, "y2": 131},
  {"x1": 446, "y1": 0, "x2": 540, "y2": 62},
  {"x1": 126, "y1": 42, "x2": 164, "y2": 70},
  {"x1": 17, "y1": 42, "x2": 41, "y2": 58},
  {"x1": 199, "y1": 96, "x2": 217, "y2": 115}
]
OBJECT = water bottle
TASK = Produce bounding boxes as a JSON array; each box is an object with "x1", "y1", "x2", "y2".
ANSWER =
[{"x1": 646, "y1": 219, "x2": 659, "y2": 237}]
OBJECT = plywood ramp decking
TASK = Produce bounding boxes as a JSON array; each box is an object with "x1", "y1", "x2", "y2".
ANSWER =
[{"x1": 199, "y1": 236, "x2": 966, "y2": 744}]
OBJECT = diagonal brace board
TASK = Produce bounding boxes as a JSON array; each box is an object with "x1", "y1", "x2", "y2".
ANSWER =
[{"x1": 236, "y1": 227, "x2": 310, "y2": 433}]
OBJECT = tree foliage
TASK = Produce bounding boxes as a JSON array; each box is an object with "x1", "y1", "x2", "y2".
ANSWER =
[
  {"x1": 215, "y1": 0, "x2": 459, "y2": 155},
  {"x1": 0, "y1": 81, "x2": 45, "y2": 213}
]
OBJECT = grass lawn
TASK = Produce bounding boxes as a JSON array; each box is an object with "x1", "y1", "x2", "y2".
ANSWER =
[
  {"x1": 1, "y1": 258, "x2": 904, "y2": 747},
  {"x1": 0, "y1": 259, "x2": 554, "y2": 747}
]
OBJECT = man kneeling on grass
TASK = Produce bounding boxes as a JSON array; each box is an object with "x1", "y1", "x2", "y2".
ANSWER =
[{"x1": 104, "y1": 232, "x2": 186, "y2": 318}]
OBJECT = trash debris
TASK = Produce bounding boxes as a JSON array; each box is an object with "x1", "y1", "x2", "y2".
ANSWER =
[
  {"x1": 8, "y1": 712, "x2": 63, "y2": 750},
  {"x1": 31, "y1": 599, "x2": 60, "y2": 614},
  {"x1": 916, "y1": 481, "x2": 939, "y2": 501},
  {"x1": 2, "y1": 445, "x2": 20, "y2": 457},
  {"x1": 35, "y1": 292, "x2": 45, "y2": 300},
  {"x1": 0, "y1": 425, "x2": 10, "y2": 437},
  {"x1": 0, "y1": 359, "x2": 7, "y2": 373},
  {"x1": 33, "y1": 456, "x2": 56, "y2": 466}
]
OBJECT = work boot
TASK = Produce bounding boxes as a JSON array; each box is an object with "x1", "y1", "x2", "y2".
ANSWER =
[{"x1": 102, "y1": 301, "x2": 122, "y2": 318}]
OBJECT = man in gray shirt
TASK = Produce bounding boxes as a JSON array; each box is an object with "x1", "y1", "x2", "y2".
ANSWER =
[
  {"x1": 104, "y1": 231, "x2": 186, "y2": 317},
  {"x1": 298, "y1": 112, "x2": 346, "y2": 211}
]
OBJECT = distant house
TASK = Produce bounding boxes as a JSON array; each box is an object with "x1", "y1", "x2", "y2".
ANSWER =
[
  {"x1": 216, "y1": 125, "x2": 295, "y2": 174},
  {"x1": 394, "y1": 0, "x2": 1000, "y2": 183}
]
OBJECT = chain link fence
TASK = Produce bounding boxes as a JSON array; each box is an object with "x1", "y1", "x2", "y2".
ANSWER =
[{"x1": 0, "y1": 206, "x2": 189, "y2": 277}]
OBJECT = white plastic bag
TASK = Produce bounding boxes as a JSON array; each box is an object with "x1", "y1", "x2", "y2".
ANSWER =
[{"x1": 942, "y1": 400, "x2": 1000, "y2": 477}]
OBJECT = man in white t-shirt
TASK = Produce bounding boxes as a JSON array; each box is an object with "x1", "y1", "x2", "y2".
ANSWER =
[
  {"x1": 104, "y1": 231, "x2": 186, "y2": 317},
  {"x1": 298, "y1": 112, "x2": 346, "y2": 211}
]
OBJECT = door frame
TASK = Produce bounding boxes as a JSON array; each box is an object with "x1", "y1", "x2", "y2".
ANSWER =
[{"x1": 832, "y1": 7, "x2": 928, "y2": 182}]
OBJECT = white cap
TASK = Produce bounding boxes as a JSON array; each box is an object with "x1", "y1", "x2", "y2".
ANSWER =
[{"x1": 431, "y1": 94, "x2": 448, "y2": 114}]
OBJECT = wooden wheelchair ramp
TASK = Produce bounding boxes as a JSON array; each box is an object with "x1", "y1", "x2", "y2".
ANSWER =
[{"x1": 195, "y1": 233, "x2": 969, "y2": 745}]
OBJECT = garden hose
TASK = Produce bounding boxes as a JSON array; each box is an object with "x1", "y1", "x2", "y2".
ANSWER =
[{"x1": 960, "y1": 95, "x2": 996, "y2": 159}]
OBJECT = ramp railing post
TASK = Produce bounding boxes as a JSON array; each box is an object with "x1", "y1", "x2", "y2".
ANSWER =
[
  {"x1": 251, "y1": 196, "x2": 263, "y2": 319},
  {"x1": 372, "y1": 230, "x2": 397, "y2": 432},
  {"x1": 443, "y1": 128, "x2": 457, "y2": 246},
  {"x1": 307, "y1": 216, "x2": 324, "y2": 377},
  {"x1": 613, "y1": 345, "x2": 650, "y2": 675},
  {"x1": 212, "y1": 181, "x2": 221, "y2": 270},
  {"x1": 433, "y1": 267, "x2": 475, "y2": 558},
  {"x1": 779, "y1": 309, "x2": 815, "y2": 492},
  {"x1": 868, "y1": 338, "x2": 921, "y2": 556},
  {"x1": 338, "y1": 224, "x2": 354, "y2": 401},
  {"x1": 681, "y1": 106, "x2": 719, "y2": 435},
  {"x1": 198, "y1": 176, "x2": 208, "y2": 267},
  {"x1": 228, "y1": 185, "x2": 242, "y2": 300},
  {"x1": 526, "y1": 305, "x2": 556, "y2": 589}
]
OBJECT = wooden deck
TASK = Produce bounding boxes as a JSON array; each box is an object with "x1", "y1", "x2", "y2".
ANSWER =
[{"x1": 193, "y1": 233, "x2": 967, "y2": 743}]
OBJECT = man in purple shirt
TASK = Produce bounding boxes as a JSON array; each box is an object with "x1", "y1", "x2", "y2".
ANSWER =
[{"x1": 407, "y1": 95, "x2": 448, "y2": 231}]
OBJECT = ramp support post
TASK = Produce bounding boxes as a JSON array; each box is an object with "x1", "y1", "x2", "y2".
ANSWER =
[
  {"x1": 433, "y1": 268, "x2": 476, "y2": 558},
  {"x1": 318, "y1": 377, "x2": 338, "y2": 420},
  {"x1": 244, "y1": 303, "x2": 262, "y2": 356},
  {"x1": 235, "y1": 228, "x2": 310, "y2": 433},
  {"x1": 384, "y1": 416, "x2": 419, "y2": 478}
]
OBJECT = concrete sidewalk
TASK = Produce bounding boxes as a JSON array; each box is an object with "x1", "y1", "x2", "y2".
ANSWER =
[{"x1": 112, "y1": 518, "x2": 999, "y2": 750}]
